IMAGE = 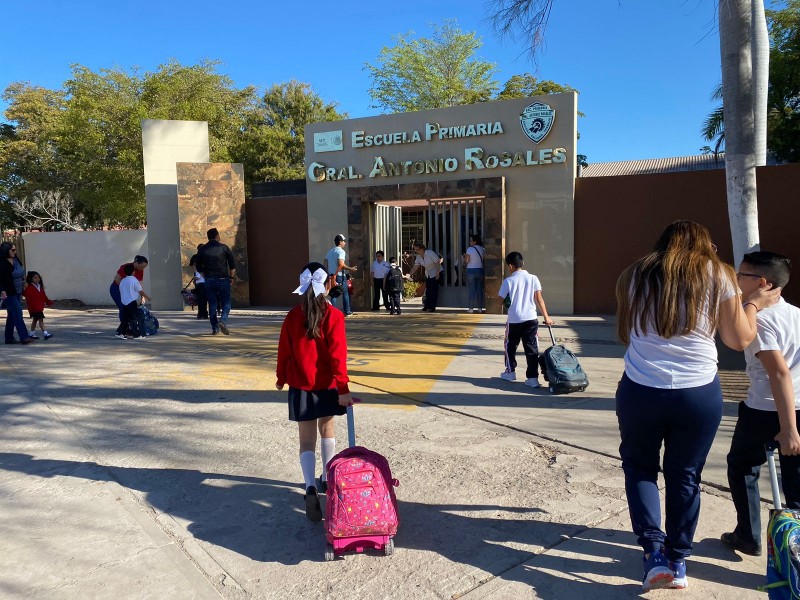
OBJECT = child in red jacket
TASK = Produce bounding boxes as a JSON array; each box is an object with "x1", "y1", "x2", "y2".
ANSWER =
[
  {"x1": 276, "y1": 262, "x2": 353, "y2": 521},
  {"x1": 24, "y1": 272, "x2": 54, "y2": 339}
]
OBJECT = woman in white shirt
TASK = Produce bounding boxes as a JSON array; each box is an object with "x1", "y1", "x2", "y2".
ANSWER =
[
  {"x1": 615, "y1": 220, "x2": 778, "y2": 592},
  {"x1": 464, "y1": 235, "x2": 486, "y2": 313}
]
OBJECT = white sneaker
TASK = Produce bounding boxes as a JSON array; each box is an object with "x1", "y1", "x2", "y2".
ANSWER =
[
  {"x1": 115, "y1": 333, "x2": 128, "y2": 340},
  {"x1": 500, "y1": 371, "x2": 516, "y2": 381},
  {"x1": 524, "y1": 378, "x2": 541, "y2": 388}
]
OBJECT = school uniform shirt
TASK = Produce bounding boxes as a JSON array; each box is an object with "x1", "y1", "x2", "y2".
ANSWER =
[
  {"x1": 371, "y1": 259, "x2": 391, "y2": 279},
  {"x1": 466, "y1": 245, "x2": 485, "y2": 269},
  {"x1": 119, "y1": 275, "x2": 143, "y2": 305},
  {"x1": 415, "y1": 250, "x2": 443, "y2": 278},
  {"x1": 276, "y1": 303, "x2": 350, "y2": 394},
  {"x1": 24, "y1": 283, "x2": 52, "y2": 312},
  {"x1": 498, "y1": 270, "x2": 541, "y2": 324},
  {"x1": 744, "y1": 298, "x2": 800, "y2": 411},
  {"x1": 623, "y1": 271, "x2": 737, "y2": 389},
  {"x1": 326, "y1": 246, "x2": 346, "y2": 275}
]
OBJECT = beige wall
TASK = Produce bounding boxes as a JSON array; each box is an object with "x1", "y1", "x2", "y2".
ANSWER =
[
  {"x1": 304, "y1": 94, "x2": 577, "y2": 313},
  {"x1": 21, "y1": 230, "x2": 149, "y2": 305}
]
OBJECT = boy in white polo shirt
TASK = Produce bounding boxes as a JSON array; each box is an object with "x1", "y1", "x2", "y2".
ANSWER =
[
  {"x1": 723, "y1": 251, "x2": 800, "y2": 557},
  {"x1": 498, "y1": 251, "x2": 554, "y2": 388}
]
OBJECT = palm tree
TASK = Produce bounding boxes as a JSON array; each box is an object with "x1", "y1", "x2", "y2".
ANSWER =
[
  {"x1": 489, "y1": 0, "x2": 768, "y2": 264},
  {"x1": 702, "y1": 83, "x2": 725, "y2": 159}
]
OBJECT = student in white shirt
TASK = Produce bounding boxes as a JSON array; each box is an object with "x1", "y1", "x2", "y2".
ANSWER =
[
  {"x1": 497, "y1": 251, "x2": 553, "y2": 387},
  {"x1": 464, "y1": 234, "x2": 486, "y2": 313},
  {"x1": 370, "y1": 250, "x2": 391, "y2": 311},
  {"x1": 116, "y1": 263, "x2": 151, "y2": 339},
  {"x1": 615, "y1": 220, "x2": 778, "y2": 592},
  {"x1": 723, "y1": 251, "x2": 800, "y2": 557}
]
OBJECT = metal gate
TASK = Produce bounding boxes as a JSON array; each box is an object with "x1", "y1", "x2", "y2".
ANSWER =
[
  {"x1": 426, "y1": 197, "x2": 484, "y2": 306},
  {"x1": 372, "y1": 204, "x2": 402, "y2": 264}
]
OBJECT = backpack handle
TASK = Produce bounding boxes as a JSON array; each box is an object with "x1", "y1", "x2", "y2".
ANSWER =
[{"x1": 544, "y1": 323, "x2": 556, "y2": 346}]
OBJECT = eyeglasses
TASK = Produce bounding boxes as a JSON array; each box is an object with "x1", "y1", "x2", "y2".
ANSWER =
[
  {"x1": 736, "y1": 272, "x2": 761, "y2": 280},
  {"x1": 711, "y1": 243, "x2": 718, "y2": 253},
  {"x1": 9, "y1": 249, "x2": 16, "y2": 253}
]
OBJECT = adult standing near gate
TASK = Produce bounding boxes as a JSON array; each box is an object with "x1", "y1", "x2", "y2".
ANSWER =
[
  {"x1": 464, "y1": 234, "x2": 486, "y2": 313},
  {"x1": 324, "y1": 234, "x2": 357, "y2": 317},
  {"x1": 370, "y1": 250, "x2": 391, "y2": 311},
  {"x1": 614, "y1": 220, "x2": 779, "y2": 591},
  {"x1": 0, "y1": 242, "x2": 36, "y2": 344},
  {"x1": 109, "y1": 255, "x2": 148, "y2": 336},
  {"x1": 409, "y1": 242, "x2": 443, "y2": 312},
  {"x1": 197, "y1": 228, "x2": 236, "y2": 335}
]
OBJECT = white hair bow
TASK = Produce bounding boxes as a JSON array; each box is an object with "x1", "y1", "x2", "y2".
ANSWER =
[{"x1": 293, "y1": 267, "x2": 328, "y2": 297}]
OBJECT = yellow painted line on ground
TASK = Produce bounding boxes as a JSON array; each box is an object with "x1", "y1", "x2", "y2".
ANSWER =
[{"x1": 148, "y1": 313, "x2": 481, "y2": 407}]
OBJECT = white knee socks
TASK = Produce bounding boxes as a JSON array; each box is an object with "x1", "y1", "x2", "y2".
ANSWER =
[
  {"x1": 299, "y1": 451, "x2": 316, "y2": 490},
  {"x1": 320, "y1": 438, "x2": 336, "y2": 482}
]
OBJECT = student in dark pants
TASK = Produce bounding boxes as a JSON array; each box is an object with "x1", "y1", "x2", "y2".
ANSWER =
[
  {"x1": 189, "y1": 244, "x2": 208, "y2": 319},
  {"x1": 614, "y1": 220, "x2": 779, "y2": 592},
  {"x1": 409, "y1": 242, "x2": 442, "y2": 312},
  {"x1": 497, "y1": 252, "x2": 553, "y2": 388},
  {"x1": 722, "y1": 252, "x2": 800, "y2": 557}
]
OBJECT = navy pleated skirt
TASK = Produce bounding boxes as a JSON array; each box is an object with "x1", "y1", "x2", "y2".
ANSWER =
[{"x1": 287, "y1": 387, "x2": 346, "y2": 422}]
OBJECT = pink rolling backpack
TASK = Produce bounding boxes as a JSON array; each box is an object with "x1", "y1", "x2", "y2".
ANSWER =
[{"x1": 324, "y1": 405, "x2": 399, "y2": 560}]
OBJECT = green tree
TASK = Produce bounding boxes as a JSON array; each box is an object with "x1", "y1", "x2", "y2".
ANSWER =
[
  {"x1": 0, "y1": 84, "x2": 68, "y2": 215},
  {"x1": 765, "y1": 0, "x2": 800, "y2": 162},
  {"x1": 1, "y1": 61, "x2": 334, "y2": 228},
  {"x1": 233, "y1": 81, "x2": 346, "y2": 182},
  {"x1": 366, "y1": 20, "x2": 499, "y2": 113},
  {"x1": 704, "y1": 2, "x2": 800, "y2": 163}
]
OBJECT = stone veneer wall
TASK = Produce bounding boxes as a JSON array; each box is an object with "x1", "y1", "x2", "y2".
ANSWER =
[
  {"x1": 346, "y1": 177, "x2": 505, "y2": 313},
  {"x1": 176, "y1": 163, "x2": 249, "y2": 307}
]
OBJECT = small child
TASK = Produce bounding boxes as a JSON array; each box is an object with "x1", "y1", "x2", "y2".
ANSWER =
[
  {"x1": 24, "y1": 271, "x2": 54, "y2": 339},
  {"x1": 384, "y1": 257, "x2": 405, "y2": 315},
  {"x1": 498, "y1": 251, "x2": 554, "y2": 388},
  {"x1": 276, "y1": 262, "x2": 354, "y2": 521},
  {"x1": 117, "y1": 264, "x2": 151, "y2": 339}
]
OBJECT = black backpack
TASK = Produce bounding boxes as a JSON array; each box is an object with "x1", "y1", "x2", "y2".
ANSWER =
[
  {"x1": 385, "y1": 266, "x2": 404, "y2": 293},
  {"x1": 538, "y1": 325, "x2": 588, "y2": 394}
]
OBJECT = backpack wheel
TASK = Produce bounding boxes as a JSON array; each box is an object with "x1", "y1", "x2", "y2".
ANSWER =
[
  {"x1": 384, "y1": 538, "x2": 394, "y2": 556},
  {"x1": 325, "y1": 543, "x2": 335, "y2": 562}
]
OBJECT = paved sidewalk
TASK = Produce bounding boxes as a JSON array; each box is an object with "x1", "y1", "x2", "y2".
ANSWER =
[{"x1": 0, "y1": 306, "x2": 767, "y2": 599}]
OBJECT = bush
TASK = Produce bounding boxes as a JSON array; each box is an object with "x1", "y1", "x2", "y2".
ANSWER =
[{"x1": 403, "y1": 280, "x2": 419, "y2": 300}]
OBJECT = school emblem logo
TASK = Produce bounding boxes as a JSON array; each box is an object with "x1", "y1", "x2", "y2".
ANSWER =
[{"x1": 520, "y1": 102, "x2": 555, "y2": 144}]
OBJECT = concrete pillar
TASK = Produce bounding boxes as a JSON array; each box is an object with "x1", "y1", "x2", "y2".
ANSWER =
[{"x1": 141, "y1": 119, "x2": 209, "y2": 311}]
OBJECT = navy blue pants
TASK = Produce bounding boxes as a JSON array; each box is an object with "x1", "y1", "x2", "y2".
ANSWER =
[
  {"x1": 616, "y1": 373, "x2": 723, "y2": 561},
  {"x1": 424, "y1": 276, "x2": 439, "y2": 310}
]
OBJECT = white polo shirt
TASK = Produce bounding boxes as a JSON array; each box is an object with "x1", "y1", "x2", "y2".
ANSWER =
[
  {"x1": 745, "y1": 298, "x2": 800, "y2": 411},
  {"x1": 119, "y1": 275, "x2": 142, "y2": 305},
  {"x1": 498, "y1": 270, "x2": 541, "y2": 324},
  {"x1": 415, "y1": 250, "x2": 443, "y2": 278}
]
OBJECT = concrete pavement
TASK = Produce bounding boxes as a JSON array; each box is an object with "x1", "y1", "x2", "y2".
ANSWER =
[{"x1": 0, "y1": 305, "x2": 769, "y2": 599}]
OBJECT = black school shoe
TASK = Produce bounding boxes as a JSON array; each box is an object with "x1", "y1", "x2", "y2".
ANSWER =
[
  {"x1": 317, "y1": 477, "x2": 328, "y2": 494},
  {"x1": 721, "y1": 531, "x2": 762, "y2": 556},
  {"x1": 304, "y1": 486, "x2": 323, "y2": 521}
]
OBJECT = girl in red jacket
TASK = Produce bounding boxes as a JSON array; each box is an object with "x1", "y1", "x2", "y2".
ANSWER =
[
  {"x1": 276, "y1": 262, "x2": 353, "y2": 521},
  {"x1": 24, "y1": 271, "x2": 54, "y2": 339}
]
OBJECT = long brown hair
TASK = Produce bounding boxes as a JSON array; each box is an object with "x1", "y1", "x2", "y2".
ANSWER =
[
  {"x1": 616, "y1": 220, "x2": 737, "y2": 344},
  {"x1": 300, "y1": 262, "x2": 329, "y2": 339}
]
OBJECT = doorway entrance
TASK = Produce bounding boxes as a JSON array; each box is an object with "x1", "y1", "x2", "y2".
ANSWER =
[{"x1": 346, "y1": 177, "x2": 506, "y2": 313}]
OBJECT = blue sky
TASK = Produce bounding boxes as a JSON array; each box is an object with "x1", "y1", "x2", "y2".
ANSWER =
[{"x1": 1, "y1": 0, "x2": 737, "y2": 163}]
